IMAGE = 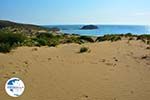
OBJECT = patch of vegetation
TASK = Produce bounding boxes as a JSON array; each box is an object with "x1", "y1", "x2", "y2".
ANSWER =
[
  {"x1": 79, "y1": 47, "x2": 89, "y2": 53},
  {"x1": 0, "y1": 43, "x2": 12, "y2": 53},
  {"x1": 36, "y1": 33, "x2": 53, "y2": 39},
  {"x1": 48, "y1": 37, "x2": 60, "y2": 47},
  {"x1": 147, "y1": 41, "x2": 150, "y2": 45},
  {"x1": 0, "y1": 31, "x2": 26, "y2": 53},
  {"x1": 62, "y1": 36, "x2": 82, "y2": 44},
  {"x1": 31, "y1": 33, "x2": 62, "y2": 47},
  {"x1": 124, "y1": 33, "x2": 133, "y2": 37},
  {"x1": 137, "y1": 34, "x2": 150, "y2": 40},
  {"x1": 137, "y1": 34, "x2": 150, "y2": 45},
  {"x1": 128, "y1": 37, "x2": 134, "y2": 40},
  {"x1": 79, "y1": 36, "x2": 95, "y2": 42},
  {"x1": 22, "y1": 38, "x2": 37, "y2": 46},
  {"x1": 35, "y1": 38, "x2": 48, "y2": 46},
  {"x1": 96, "y1": 34, "x2": 121, "y2": 42},
  {"x1": 0, "y1": 31, "x2": 26, "y2": 45},
  {"x1": 22, "y1": 33, "x2": 85, "y2": 47}
]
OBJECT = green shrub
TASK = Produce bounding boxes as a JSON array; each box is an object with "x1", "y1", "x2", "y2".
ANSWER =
[
  {"x1": 0, "y1": 32, "x2": 26, "y2": 45},
  {"x1": 0, "y1": 43, "x2": 12, "y2": 53},
  {"x1": 95, "y1": 36, "x2": 105, "y2": 42},
  {"x1": 146, "y1": 40, "x2": 150, "y2": 45},
  {"x1": 36, "y1": 33, "x2": 65, "y2": 47},
  {"x1": 79, "y1": 47, "x2": 89, "y2": 53},
  {"x1": 128, "y1": 37, "x2": 134, "y2": 40},
  {"x1": 36, "y1": 38, "x2": 48, "y2": 46},
  {"x1": 36, "y1": 33, "x2": 53, "y2": 39},
  {"x1": 48, "y1": 38, "x2": 60, "y2": 47},
  {"x1": 22, "y1": 38, "x2": 35, "y2": 46},
  {"x1": 137, "y1": 34, "x2": 150, "y2": 40},
  {"x1": 63, "y1": 36, "x2": 83, "y2": 44},
  {"x1": 110, "y1": 36, "x2": 121, "y2": 42},
  {"x1": 0, "y1": 31, "x2": 26, "y2": 53},
  {"x1": 124, "y1": 33, "x2": 133, "y2": 37},
  {"x1": 96, "y1": 34, "x2": 121, "y2": 42},
  {"x1": 79, "y1": 36, "x2": 94, "y2": 42},
  {"x1": 136, "y1": 34, "x2": 150, "y2": 44}
]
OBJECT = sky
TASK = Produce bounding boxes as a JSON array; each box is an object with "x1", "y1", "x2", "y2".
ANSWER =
[{"x1": 0, "y1": 0, "x2": 150, "y2": 25}]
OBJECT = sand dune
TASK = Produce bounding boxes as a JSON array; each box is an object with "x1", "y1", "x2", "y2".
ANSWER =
[{"x1": 0, "y1": 40, "x2": 150, "y2": 100}]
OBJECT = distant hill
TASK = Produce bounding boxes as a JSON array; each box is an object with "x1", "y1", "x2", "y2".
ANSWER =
[{"x1": 0, "y1": 20, "x2": 49, "y2": 35}]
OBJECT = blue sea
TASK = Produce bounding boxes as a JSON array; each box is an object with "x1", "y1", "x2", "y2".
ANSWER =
[{"x1": 45, "y1": 25, "x2": 150, "y2": 36}]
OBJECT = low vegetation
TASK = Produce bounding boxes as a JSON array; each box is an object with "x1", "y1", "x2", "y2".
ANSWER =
[
  {"x1": 79, "y1": 47, "x2": 89, "y2": 53},
  {"x1": 96, "y1": 33, "x2": 150, "y2": 45},
  {"x1": 96, "y1": 34, "x2": 121, "y2": 42},
  {"x1": 0, "y1": 31, "x2": 26, "y2": 53},
  {"x1": 79, "y1": 36, "x2": 95, "y2": 42},
  {"x1": 0, "y1": 30, "x2": 95, "y2": 53},
  {"x1": 0, "y1": 29, "x2": 150, "y2": 53},
  {"x1": 137, "y1": 34, "x2": 150, "y2": 45}
]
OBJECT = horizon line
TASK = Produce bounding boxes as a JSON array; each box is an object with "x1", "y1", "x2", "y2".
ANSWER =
[{"x1": 1, "y1": 19, "x2": 150, "y2": 26}]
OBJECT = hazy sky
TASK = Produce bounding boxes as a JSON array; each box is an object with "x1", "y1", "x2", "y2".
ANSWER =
[{"x1": 0, "y1": 0, "x2": 150, "y2": 25}]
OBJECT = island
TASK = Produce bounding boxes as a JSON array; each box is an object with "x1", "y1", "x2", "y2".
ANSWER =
[{"x1": 81, "y1": 25, "x2": 98, "y2": 30}]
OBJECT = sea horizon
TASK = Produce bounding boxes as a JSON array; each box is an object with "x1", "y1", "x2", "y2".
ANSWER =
[{"x1": 45, "y1": 24, "x2": 150, "y2": 36}]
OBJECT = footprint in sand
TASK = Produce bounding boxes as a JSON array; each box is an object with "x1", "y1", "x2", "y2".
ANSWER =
[
  {"x1": 23, "y1": 61, "x2": 29, "y2": 69},
  {"x1": 8, "y1": 62, "x2": 13, "y2": 64},
  {"x1": 32, "y1": 48, "x2": 38, "y2": 51},
  {"x1": 130, "y1": 90, "x2": 134, "y2": 94},
  {"x1": 141, "y1": 55, "x2": 150, "y2": 65},
  {"x1": 141, "y1": 55, "x2": 150, "y2": 60},
  {"x1": 23, "y1": 61, "x2": 28, "y2": 65},
  {"x1": 112, "y1": 97, "x2": 117, "y2": 100},
  {"x1": 99, "y1": 59, "x2": 117, "y2": 67},
  {"x1": 113, "y1": 57, "x2": 118, "y2": 62},
  {"x1": 48, "y1": 57, "x2": 52, "y2": 61},
  {"x1": 75, "y1": 95, "x2": 89, "y2": 100},
  {"x1": 105, "y1": 62, "x2": 114, "y2": 66},
  {"x1": 99, "y1": 59, "x2": 106, "y2": 62},
  {"x1": 12, "y1": 72, "x2": 16, "y2": 74}
]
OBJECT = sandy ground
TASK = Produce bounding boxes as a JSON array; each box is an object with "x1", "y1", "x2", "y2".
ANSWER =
[{"x1": 0, "y1": 40, "x2": 150, "y2": 100}]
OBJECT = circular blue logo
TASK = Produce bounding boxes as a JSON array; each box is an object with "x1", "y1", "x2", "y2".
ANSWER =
[{"x1": 5, "y1": 77, "x2": 25, "y2": 97}]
